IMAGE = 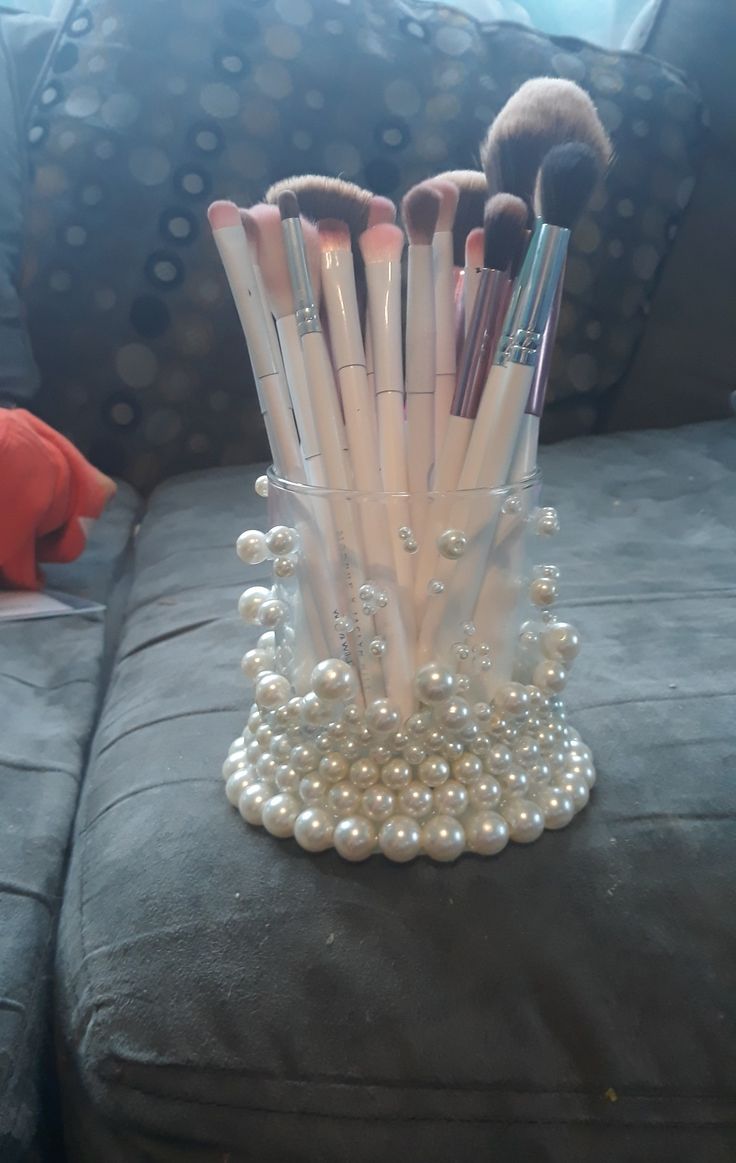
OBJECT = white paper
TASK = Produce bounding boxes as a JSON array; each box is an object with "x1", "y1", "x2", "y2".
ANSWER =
[{"x1": 0, "y1": 590, "x2": 105, "y2": 622}]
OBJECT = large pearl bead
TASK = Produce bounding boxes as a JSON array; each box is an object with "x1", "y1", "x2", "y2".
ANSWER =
[
  {"x1": 402, "y1": 742, "x2": 427, "y2": 767},
  {"x1": 225, "y1": 769, "x2": 252, "y2": 806},
  {"x1": 440, "y1": 699, "x2": 471, "y2": 732},
  {"x1": 365, "y1": 698, "x2": 400, "y2": 735},
  {"x1": 535, "y1": 786, "x2": 575, "y2": 830},
  {"x1": 398, "y1": 782, "x2": 434, "y2": 819},
  {"x1": 310, "y1": 658, "x2": 358, "y2": 702},
  {"x1": 275, "y1": 765, "x2": 299, "y2": 793},
  {"x1": 236, "y1": 529, "x2": 269, "y2": 565},
  {"x1": 229, "y1": 735, "x2": 246, "y2": 755},
  {"x1": 255, "y1": 672, "x2": 291, "y2": 711},
  {"x1": 433, "y1": 779, "x2": 469, "y2": 815},
  {"x1": 350, "y1": 758, "x2": 379, "y2": 790},
  {"x1": 514, "y1": 736, "x2": 540, "y2": 765},
  {"x1": 465, "y1": 811, "x2": 509, "y2": 856},
  {"x1": 256, "y1": 753, "x2": 278, "y2": 781},
  {"x1": 294, "y1": 807, "x2": 334, "y2": 852},
  {"x1": 541, "y1": 621, "x2": 581, "y2": 662},
  {"x1": 299, "y1": 775, "x2": 330, "y2": 804},
  {"x1": 414, "y1": 663, "x2": 455, "y2": 705},
  {"x1": 329, "y1": 781, "x2": 362, "y2": 815},
  {"x1": 558, "y1": 773, "x2": 590, "y2": 811},
  {"x1": 319, "y1": 752, "x2": 349, "y2": 782},
  {"x1": 290, "y1": 743, "x2": 319, "y2": 773},
  {"x1": 468, "y1": 776, "x2": 502, "y2": 809},
  {"x1": 486, "y1": 744, "x2": 512, "y2": 775},
  {"x1": 494, "y1": 682, "x2": 529, "y2": 717},
  {"x1": 240, "y1": 648, "x2": 273, "y2": 680},
  {"x1": 566, "y1": 757, "x2": 597, "y2": 787},
  {"x1": 502, "y1": 768, "x2": 530, "y2": 797},
  {"x1": 380, "y1": 758, "x2": 412, "y2": 790},
  {"x1": 503, "y1": 798, "x2": 545, "y2": 843},
  {"x1": 222, "y1": 749, "x2": 248, "y2": 779},
  {"x1": 421, "y1": 815, "x2": 465, "y2": 862},
  {"x1": 417, "y1": 755, "x2": 450, "y2": 787},
  {"x1": 258, "y1": 597, "x2": 287, "y2": 629},
  {"x1": 533, "y1": 659, "x2": 567, "y2": 694},
  {"x1": 333, "y1": 816, "x2": 376, "y2": 861},
  {"x1": 265, "y1": 525, "x2": 298, "y2": 556},
  {"x1": 379, "y1": 816, "x2": 421, "y2": 862},
  {"x1": 362, "y1": 785, "x2": 396, "y2": 822},
  {"x1": 452, "y1": 754, "x2": 483, "y2": 783},
  {"x1": 238, "y1": 781, "x2": 271, "y2": 825},
  {"x1": 238, "y1": 586, "x2": 270, "y2": 624},
  {"x1": 407, "y1": 711, "x2": 433, "y2": 736},
  {"x1": 262, "y1": 793, "x2": 300, "y2": 837}
]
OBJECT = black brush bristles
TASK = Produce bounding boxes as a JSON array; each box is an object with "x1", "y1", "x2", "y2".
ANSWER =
[
  {"x1": 483, "y1": 193, "x2": 529, "y2": 273},
  {"x1": 536, "y1": 142, "x2": 601, "y2": 230}
]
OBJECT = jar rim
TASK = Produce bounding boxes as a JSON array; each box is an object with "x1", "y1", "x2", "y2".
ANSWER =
[{"x1": 266, "y1": 465, "x2": 542, "y2": 501}]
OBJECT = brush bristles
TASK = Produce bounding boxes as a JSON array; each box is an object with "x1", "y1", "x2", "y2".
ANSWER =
[
  {"x1": 536, "y1": 142, "x2": 601, "y2": 230},
  {"x1": 429, "y1": 178, "x2": 460, "y2": 233},
  {"x1": 317, "y1": 218, "x2": 351, "y2": 252},
  {"x1": 277, "y1": 190, "x2": 300, "y2": 220},
  {"x1": 401, "y1": 183, "x2": 441, "y2": 246},
  {"x1": 239, "y1": 208, "x2": 260, "y2": 253},
  {"x1": 435, "y1": 171, "x2": 488, "y2": 265},
  {"x1": 266, "y1": 175, "x2": 373, "y2": 237},
  {"x1": 358, "y1": 223, "x2": 405, "y2": 265},
  {"x1": 480, "y1": 78, "x2": 612, "y2": 209},
  {"x1": 464, "y1": 226, "x2": 484, "y2": 270},
  {"x1": 483, "y1": 193, "x2": 529, "y2": 273},
  {"x1": 368, "y1": 196, "x2": 397, "y2": 227}
]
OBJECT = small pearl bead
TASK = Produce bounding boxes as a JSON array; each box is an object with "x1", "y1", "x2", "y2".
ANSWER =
[
  {"x1": 398, "y1": 782, "x2": 434, "y2": 819},
  {"x1": 299, "y1": 775, "x2": 330, "y2": 803},
  {"x1": 529, "y1": 577, "x2": 558, "y2": 607},
  {"x1": 379, "y1": 816, "x2": 421, "y2": 862},
  {"x1": 536, "y1": 786, "x2": 575, "y2": 830},
  {"x1": 255, "y1": 474, "x2": 269, "y2": 497},
  {"x1": 329, "y1": 781, "x2": 362, "y2": 815},
  {"x1": 533, "y1": 659, "x2": 567, "y2": 694},
  {"x1": 440, "y1": 699, "x2": 471, "y2": 731},
  {"x1": 362, "y1": 785, "x2": 396, "y2": 822},
  {"x1": 417, "y1": 755, "x2": 451, "y2": 787},
  {"x1": 350, "y1": 758, "x2": 379, "y2": 790},
  {"x1": 333, "y1": 816, "x2": 376, "y2": 861},
  {"x1": 421, "y1": 815, "x2": 465, "y2": 862},
  {"x1": 437, "y1": 529, "x2": 467, "y2": 559},
  {"x1": 407, "y1": 711, "x2": 433, "y2": 736},
  {"x1": 239, "y1": 781, "x2": 271, "y2": 825},
  {"x1": 494, "y1": 682, "x2": 530, "y2": 717},
  {"x1": 311, "y1": 658, "x2": 358, "y2": 702},
  {"x1": 566, "y1": 757, "x2": 597, "y2": 787},
  {"x1": 442, "y1": 739, "x2": 465, "y2": 761},
  {"x1": 452, "y1": 754, "x2": 483, "y2": 783},
  {"x1": 270, "y1": 734, "x2": 292, "y2": 761},
  {"x1": 273, "y1": 554, "x2": 297, "y2": 578},
  {"x1": 258, "y1": 598, "x2": 287, "y2": 629},
  {"x1": 569, "y1": 743, "x2": 593, "y2": 765},
  {"x1": 246, "y1": 739, "x2": 261, "y2": 764},
  {"x1": 256, "y1": 754, "x2": 278, "y2": 781},
  {"x1": 238, "y1": 586, "x2": 270, "y2": 624},
  {"x1": 255, "y1": 672, "x2": 291, "y2": 711},
  {"x1": 380, "y1": 758, "x2": 412, "y2": 789},
  {"x1": 265, "y1": 525, "x2": 298, "y2": 556},
  {"x1": 433, "y1": 779, "x2": 468, "y2": 815},
  {"x1": 226, "y1": 769, "x2": 252, "y2": 805},
  {"x1": 365, "y1": 698, "x2": 400, "y2": 734},
  {"x1": 319, "y1": 752, "x2": 349, "y2": 782},
  {"x1": 486, "y1": 744, "x2": 512, "y2": 775},
  {"x1": 222, "y1": 750, "x2": 248, "y2": 779},
  {"x1": 228, "y1": 735, "x2": 246, "y2": 755},
  {"x1": 240, "y1": 648, "x2": 273, "y2": 680},
  {"x1": 291, "y1": 743, "x2": 319, "y2": 774},
  {"x1": 370, "y1": 744, "x2": 393, "y2": 765},
  {"x1": 403, "y1": 742, "x2": 427, "y2": 767},
  {"x1": 503, "y1": 798, "x2": 545, "y2": 843},
  {"x1": 502, "y1": 768, "x2": 530, "y2": 796},
  {"x1": 541, "y1": 621, "x2": 581, "y2": 662},
  {"x1": 427, "y1": 728, "x2": 445, "y2": 751},
  {"x1": 342, "y1": 737, "x2": 361, "y2": 760},
  {"x1": 468, "y1": 776, "x2": 502, "y2": 810},
  {"x1": 294, "y1": 808, "x2": 334, "y2": 852},
  {"x1": 537, "y1": 506, "x2": 560, "y2": 535},
  {"x1": 236, "y1": 529, "x2": 269, "y2": 565},
  {"x1": 465, "y1": 811, "x2": 509, "y2": 856},
  {"x1": 559, "y1": 773, "x2": 590, "y2": 811},
  {"x1": 514, "y1": 736, "x2": 540, "y2": 764},
  {"x1": 528, "y1": 761, "x2": 552, "y2": 785},
  {"x1": 414, "y1": 663, "x2": 455, "y2": 705},
  {"x1": 262, "y1": 793, "x2": 300, "y2": 838},
  {"x1": 275, "y1": 765, "x2": 299, "y2": 792}
]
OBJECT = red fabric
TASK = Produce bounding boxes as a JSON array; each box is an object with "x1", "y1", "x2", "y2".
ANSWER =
[{"x1": 0, "y1": 410, "x2": 116, "y2": 590}]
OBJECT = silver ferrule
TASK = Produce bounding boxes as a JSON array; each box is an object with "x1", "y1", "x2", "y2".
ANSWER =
[
  {"x1": 493, "y1": 222, "x2": 569, "y2": 369},
  {"x1": 281, "y1": 215, "x2": 321, "y2": 336}
]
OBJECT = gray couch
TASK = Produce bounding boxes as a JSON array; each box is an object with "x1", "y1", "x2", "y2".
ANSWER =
[{"x1": 1, "y1": 0, "x2": 735, "y2": 1158}]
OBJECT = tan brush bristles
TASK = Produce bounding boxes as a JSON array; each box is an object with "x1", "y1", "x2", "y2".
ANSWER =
[
  {"x1": 436, "y1": 169, "x2": 487, "y2": 266},
  {"x1": 244, "y1": 204, "x2": 294, "y2": 318},
  {"x1": 265, "y1": 175, "x2": 373, "y2": 237},
  {"x1": 401, "y1": 183, "x2": 441, "y2": 246},
  {"x1": 480, "y1": 78, "x2": 612, "y2": 208},
  {"x1": 317, "y1": 217, "x2": 351, "y2": 252},
  {"x1": 429, "y1": 178, "x2": 459, "y2": 234}
]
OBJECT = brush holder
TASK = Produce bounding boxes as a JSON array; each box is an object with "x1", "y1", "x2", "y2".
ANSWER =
[{"x1": 221, "y1": 471, "x2": 595, "y2": 863}]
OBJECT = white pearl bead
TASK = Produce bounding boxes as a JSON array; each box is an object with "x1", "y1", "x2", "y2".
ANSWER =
[
  {"x1": 440, "y1": 698, "x2": 471, "y2": 732},
  {"x1": 329, "y1": 781, "x2": 362, "y2": 815},
  {"x1": 270, "y1": 734, "x2": 292, "y2": 761},
  {"x1": 225, "y1": 769, "x2": 252, "y2": 805},
  {"x1": 414, "y1": 663, "x2": 455, "y2": 705},
  {"x1": 398, "y1": 781, "x2": 434, "y2": 819},
  {"x1": 559, "y1": 773, "x2": 590, "y2": 811},
  {"x1": 362, "y1": 785, "x2": 396, "y2": 822},
  {"x1": 236, "y1": 529, "x2": 269, "y2": 565},
  {"x1": 380, "y1": 758, "x2": 412, "y2": 789},
  {"x1": 402, "y1": 742, "x2": 427, "y2": 767},
  {"x1": 262, "y1": 793, "x2": 300, "y2": 837},
  {"x1": 566, "y1": 757, "x2": 597, "y2": 787},
  {"x1": 333, "y1": 816, "x2": 376, "y2": 861},
  {"x1": 465, "y1": 811, "x2": 509, "y2": 855},
  {"x1": 238, "y1": 781, "x2": 271, "y2": 825},
  {"x1": 486, "y1": 744, "x2": 512, "y2": 775},
  {"x1": 238, "y1": 586, "x2": 270, "y2": 624},
  {"x1": 528, "y1": 761, "x2": 552, "y2": 785},
  {"x1": 494, "y1": 682, "x2": 529, "y2": 717},
  {"x1": 349, "y1": 758, "x2": 379, "y2": 790},
  {"x1": 273, "y1": 555, "x2": 297, "y2": 579},
  {"x1": 437, "y1": 529, "x2": 467, "y2": 559},
  {"x1": 275, "y1": 765, "x2": 299, "y2": 792},
  {"x1": 222, "y1": 749, "x2": 248, "y2": 779},
  {"x1": 255, "y1": 723, "x2": 273, "y2": 748},
  {"x1": 246, "y1": 739, "x2": 261, "y2": 764},
  {"x1": 299, "y1": 775, "x2": 330, "y2": 804},
  {"x1": 514, "y1": 736, "x2": 540, "y2": 764},
  {"x1": 427, "y1": 728, "x2": 445, "y2": 750},
  {"x1": 255, "y1": 474, "x2": 269, "y2": 497},
  {"x1": 258, "y1": 597, "x2": 287, "y2": 629},
  {"x1": 417, "y1": 755, "x2": 450, "y2": 787},
  {"x1": 452, "y1": 754, "x2": 483, "y2": 783},
  {"x1": 228, "y1": 735, "x2": 246, "y2": 755},
  {"x1": 294, "y1": 807, "x2": 334, "y2": 852},
  {"x1": 433, "y1": 779, "x2": 469, "y2": 815},
  {"x1": 265, "y1": 525, "x2": 298, "y2": 556},
  {"x1": 300, "y1": 692, "x2": 330, "y2": 727},
  {"x1": 290, "y1": 743, "x2": 319, "y2": 774},
  {"x1": 473, "y1": 701, "x2": 492, "y2": 722},
  {"x1": 503, "y1": 798, "x2": 545, "y2": 843},
  {"x1": 502, "y1": 768, "x2": 530, "y2": 797},
  {"x1": 310, "y1": 658, "x2": 358, "y2": 702},
  {"x1": 319, "y1": 752, "x2": 349, "y2": 782},
  {"x1": 421, "y1": 815, "x2": 465, "y2": 862},
  {"x1": 541, "y1": 621, "x2": 581, "y2": 662},
  {"x1": 370, "y1": 744, "x2": 392, "y2": 765},
  {"x1": 258, "y1": 630, "x2": 277, "y2": 653},
  {"x1": 537, "y1": 506, "x2": 560, "y2": 535},
  {"x1": 529, "y1": 577, "x2": 558, "y2": 607},
  {"x1": 255, "y1": 672, "x2": 291, "y2": 711},
  {"x1": 536, "y1": 786, "x2": 575, "y2": 830},
  {"x1": 379, "y1": 816, "x2": 421, "y2": 862},
  {"x1": 468, "y1": 776, "x2": 502, "y2": 810},
  {"x1": 407, "y1": 711, "x2": 433, "y2": 736},
  {"x1": 365, "y1": 698, "x2": 400, "y2": 735},
  {"x1": 533, "y1": 659, "x2": 567, "y2": 694},
  {"x1": 256, "y1": 753, "x2": 278, "y2": 781}
]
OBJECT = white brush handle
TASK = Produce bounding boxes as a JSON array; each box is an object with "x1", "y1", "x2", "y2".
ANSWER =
[
  {"x1": 433, "y1": 230, "x2": 456, "y2": 464},
  {"x1": 276, "y1": 314, "x2": 323, "y2": 484},
  {"x1": 463, "y1": 265, "x2": 482, "y2": 338},
  {"x1": 405, "y1": 242, "x2": 435, "y2": 495},
  {"x1": 412, "y1": 413, "x2": 472, "y2": 617},
  {"x1": 300, "y1": 331, "x2": 349, "y2": 490},
  {"x1": 509, "y1": 413, "x2": 540, "y2": 482}
]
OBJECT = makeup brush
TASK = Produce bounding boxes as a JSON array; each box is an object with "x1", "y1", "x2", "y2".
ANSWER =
[
  {"x1": 401, "y1": 183, "x2": 440, "y2": 496},
  {"x1": 266, "y1": 175, "x2": 374, "y2": 237},
  {"x1": 435, "y1": 169, "x2": 487, "y2": 267},
  {"x1": 247, "y1": 204, "x2": 324, "y2": 486},
  {"x1": 462, "y1": 226, "x2": 484, "y2": 340},
  {"x1": 363, "y1": 196, "x2": 397, "y2": 404},
  {"x1": 480, "y1": 77, "x2": 612, "y2": 211},
  {"x1": 207, "y1": 201, "x2": 303, "y2": 482},
  {"x1": 429, "y1": 179, "x2": 460, "y2": 466}
]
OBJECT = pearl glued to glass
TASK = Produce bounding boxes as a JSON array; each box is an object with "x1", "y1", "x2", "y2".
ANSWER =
[
  {"x1": 537, "y1": 506, "x2": 560, "y2": 535},
  {"x1": 379, "y1": 815, "x2": 421, "y2": 862},
  {"x1": 236, "y1": 530, "x2": 269, "y2": 565},
  {"x1": 238, "y1": 781, "x2": 271, "y2": 825},
  {"x1": 365, "y1": 698, "x2": 400, "y2": 734},
  {"x1": 262, "y1": 793, "x2": 300, "y2": 838},
  {"x1": 362, "y1": 785, "x2": 396, "y2": 822},
  {"x1": 437, "y1": 529, "x2": 467, "y2": 559},
  {"x1": 465, "y1": 811, "x2": 509, "y2": 855},
  {"x1": 333, "y1": 816, "x2": 376, "y2": 861},
  {"x1": 529, "y1": 577, "x2": 558, "y2": 607},
  {"x1": 398, "y1": 782, "x2": 434, "y2": 819},
  {"x1": 414, "y1": 663, "x2": 455, "y2": 705},
  {"x1": 541, "y1": 622, "x2": 581, "y2": 662},
  {"x1": 421, "y1": 815, "x2": 465, "y2": 862},
  {"x1": 273, "y1": 554, "x2": 297, "y2": 578},
  {"x1": 294, "y1": 808, "x2": 334, "y2": 852},
  {"x1": 265, "y1": 525, "x2": 298, "y2": 556},
  {"x1": 238, "y1": 586, "x2": 270, "y2": 624},
  {"x1": 503, "y1": 799, "x2": 545, "y2": 843},
  {"x1": 255, "y1": 672, "x2": 291, "y2": 711},
  {"x1": 258, "y1": 597, "x2": 287, "y2": 628},
  {"x1": 310, "y1": 658, "x2": 358, "y2": 702},
  {"x1": 226, "y1": 769, "x2": 252, "y2": 806},
  {"x1": 536, "y1": 786, "x2": 575, "y2": 830},
  {"x1": 418, "y1": 755, "x2": 450, "y2": 787},
  {"x1": 254, "y1": 474, "x2": 269, "y2": 497}
]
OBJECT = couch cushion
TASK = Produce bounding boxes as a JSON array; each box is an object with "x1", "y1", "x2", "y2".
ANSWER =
[
  {"x1": 0, "y1": 481, "x2": 139, "y2": 1161},
  {"x1": 22, "y1": 0, "x2": 704, "y2": 490},
  {"x1": 56, "y1": 420, "x2": 736, "y2": 1161}
]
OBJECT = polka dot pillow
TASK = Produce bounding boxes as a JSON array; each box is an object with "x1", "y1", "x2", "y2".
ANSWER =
[{"x1": 23, "y1": 0, "x2": 704, "y2": 491}]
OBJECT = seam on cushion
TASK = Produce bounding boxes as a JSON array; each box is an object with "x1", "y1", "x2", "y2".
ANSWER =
[
  {"x1": 0, "y1": 757, "x2": 79, "y2": 777},
  {"x1": 573, "y1": 690, "x2": 736, "y2": 713},
  {"x1": 0, "y1": 882, "x2": 54, "y2": 910},
  {"x1": 78, "y1": 776, "x2": 212, "y2": 833},
  {"x1": 0, "y1": 998, "x2": 26, "y2": 1015},
  {"x1": 5, "y1": 907, "x2": 57, "y2": 1142},
  {"x1": 117, "y1": 617, "x2": 222, "y2": 662},
  {"x1": 0, "y1": 672, "x2": 94, "y2": 693},
  {"x1": 564, "y1": 589, "x2": 736, "y2": 608},
  {"x1": 91, "y1": 705, "x2": 240, "y2": 762}
]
